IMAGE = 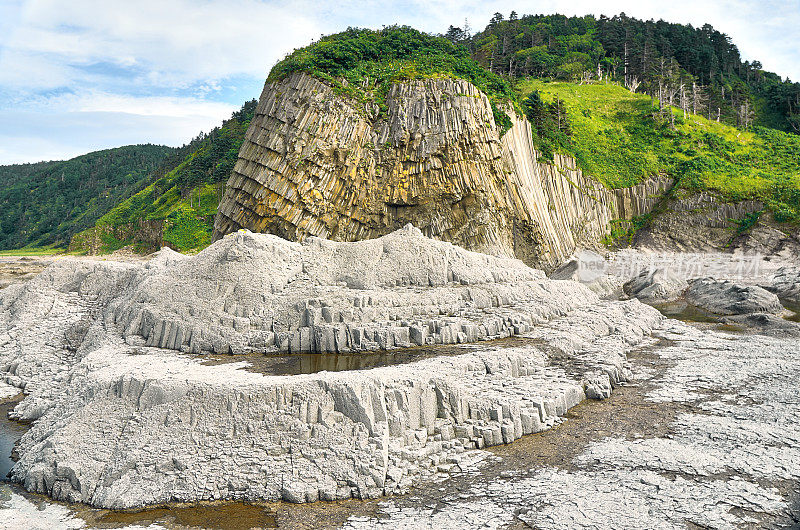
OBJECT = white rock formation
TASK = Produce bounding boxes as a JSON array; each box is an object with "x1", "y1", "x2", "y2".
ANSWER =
[
  {"x1": 623, "y1": 268, "x2": 688, "y2": 304},
  {"x1": 343, "y1": 322, "x2": 800, "y2": 529},
  {"x1": 0, "y1": 226, "x2": 663, "y2": 509}
]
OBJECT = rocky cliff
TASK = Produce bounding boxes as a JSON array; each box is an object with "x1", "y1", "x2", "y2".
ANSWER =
[
  {"x1": 633, "y1": 189, "x2": 800, "y2": 260},
  {"x1": 212, "y1": 72, "x2": 671, "y2": 271}
]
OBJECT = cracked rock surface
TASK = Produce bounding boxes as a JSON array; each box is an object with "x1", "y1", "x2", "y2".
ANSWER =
[
  {"x1": 0, "y1": 226, "x2": 663, "y2": 510},
  {"x1": 340, "y1": 321, "x2": 800, "y2": 529}
]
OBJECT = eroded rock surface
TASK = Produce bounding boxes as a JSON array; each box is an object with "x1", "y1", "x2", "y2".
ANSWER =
[
  {"x1": 0, "y1": 226, "x2": 663, "y2": 509},
  {"x1": 623, "y1": 268, "x2": 688, "y2": 304},
  {"x1": 633, "y1": 189, "x2": 800, "y2": 258},
  {"x1": 686, "y1": 278, "x2": 783, "y2": 315},
  {"x1": 341, "y1": 322, "x2": 800, "y2": 530}
]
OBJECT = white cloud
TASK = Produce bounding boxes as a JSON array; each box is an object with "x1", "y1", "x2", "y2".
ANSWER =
[
  {"x1": 0, "y1": 103, "x2": 237, "y2": 164},
  {"x1": 2, "y1": 0, "x2": 322, "y2": 89},
  {"x1": 66, "y1": 92, "x2": 236, "y2": 119},
  {"x1": 0, "y1": 0, "x2": 798, "y2": 164}
]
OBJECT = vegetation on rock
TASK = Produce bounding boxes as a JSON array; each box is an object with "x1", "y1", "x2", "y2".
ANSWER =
[
  {"x1": 269, "y1": 26, "x2": 519, "y2": 131},
  {"x1": 516, "y1": 79, "x2": 800, "y2": 224}
]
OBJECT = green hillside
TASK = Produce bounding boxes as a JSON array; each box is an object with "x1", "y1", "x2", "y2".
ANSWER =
[
  {"x1": 515, "y1": 79, "x2": 800, "y2": 225},
  {"x1": 66, "y1": 16, "x2": 799, "y2": 255},
  {"x1": 444, "y1": 13, "x2": 800, "y2": 134},
  {"x1": 0, "y1": 144, "x2": 174, "y2": 250},
  {"x1": 71, "y1": 100, "x2": 257, "y2": 253}
]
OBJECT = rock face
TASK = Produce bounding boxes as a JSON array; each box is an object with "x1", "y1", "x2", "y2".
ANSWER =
[
  {"x1": 768, "y1": 267, "x2": 800, "y2": 305},
  {"x1": 634, "y1": 189, "x2": 800, "y2": 257},
  {"x1": 213, "y1": 72, "x2": 670, "y2": 271},
  {"x1": 0, "y1": 226, "x2": 664, "y2": 508},
  {"x1": 623, "y1": 268, "x2": 688, "y2": 304},
  {"x1": 685, "y1": 278, "x2": 783, "y2": 315}
]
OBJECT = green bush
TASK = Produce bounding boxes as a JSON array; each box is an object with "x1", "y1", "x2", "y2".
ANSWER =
[{"x1": 162, "y1": 208, "x2": 212, "y2": 251}]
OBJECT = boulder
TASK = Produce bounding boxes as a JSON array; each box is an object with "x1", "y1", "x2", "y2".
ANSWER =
[
  {"x1": 550, "y1": 251, "x2": 623, "y2": 299},
  {"x1": 685, "y1": 278, "x2": 783, "y2": 315},
  {"x1": 768, "y1": 267, "x2": 800, "y2": 305},
  {"x1": 721, "y1": 313, "x2": 800, "y2": 338},
  {"x1": 623, "y1": 268, "x2": 688, "y2": 304}
]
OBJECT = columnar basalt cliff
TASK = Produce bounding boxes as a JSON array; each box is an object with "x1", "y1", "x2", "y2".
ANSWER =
[{"x1": 212, "y1": 72, "x2": 671, "y2": 271}]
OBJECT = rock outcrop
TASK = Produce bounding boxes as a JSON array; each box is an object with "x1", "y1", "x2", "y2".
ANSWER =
[
  {"x1": 213, "y1": 72, "x2": 671, "y2": 271},
  {"x1": 768, "y1": 267, "x2": 800, "y2": 305},
  {"x1": 0, "y1": 226, "x2": 664, "y2": 508},
  {"x1": 109, "y1": 224, "x2": 596, "y2": 355},
  {"x1": 634, "y1": 189, "x2": 800, "y2": 258},
  {"x1": 685, "y1": 278, "x2": 783, "y2": 315},
  {"x1": 623, "y1": 268, "x2": 688, "y2": 304},
  {"x1": 721, "y1": 313, "x2": 800, "y2": 337}
]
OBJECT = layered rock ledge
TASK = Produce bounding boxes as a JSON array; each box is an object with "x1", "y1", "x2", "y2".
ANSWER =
[{"x1": 0, "y1": 226, "x2": 662, "y2": 508}]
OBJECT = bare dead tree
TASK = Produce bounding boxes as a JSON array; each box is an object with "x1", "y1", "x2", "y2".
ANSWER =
[
  {"x1": 679, "y1": 83, "x2": 688, "y2": 119},
  {"x1": 626, "y1": 75, "x2": 641, "y2": 93},
  {"x1": 738, "y1": 100, "x2": 754, "y2": 129}
]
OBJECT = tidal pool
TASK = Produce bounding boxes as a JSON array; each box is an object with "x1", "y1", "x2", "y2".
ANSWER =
[
  {"x1": 652, "y1": 301, "x2": 720, "y2": 323},
  {"x1": 0, "y1": 396, "x2": 25, "y2": 481},
  {"x1": 196, "y1": 336, "x2": 533, "y2": 376},
  {"x1": 783, "y1": 301, "x2": 800, "y2": 322},
  {"x1": 0, "y1": 339, "x2": 535, "y2": 529}
]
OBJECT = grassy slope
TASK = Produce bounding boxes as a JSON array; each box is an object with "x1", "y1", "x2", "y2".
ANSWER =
[
  {"x1": 75, "y1": 101, "x2": 256, "y2": 253},
  {"x1": 516, "y1": 79, "x2": 800, "y2": 224}
]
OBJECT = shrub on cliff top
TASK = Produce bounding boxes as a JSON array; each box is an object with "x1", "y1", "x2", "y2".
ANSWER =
[{"x1": 268, "y1": 26, "x2": 519, "y2": 131}]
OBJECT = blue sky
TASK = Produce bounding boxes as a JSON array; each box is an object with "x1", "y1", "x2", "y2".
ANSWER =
[{"x1": 1, "y1": 0, "x2": 798, "y2": 164}]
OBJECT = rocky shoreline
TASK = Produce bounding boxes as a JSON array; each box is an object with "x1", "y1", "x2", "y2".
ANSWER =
[
  {"x1": 0, "y1": 227, "x2": 798, "y2": 527},
  {"x1": 0, "y1": 226, "x2": 664, "y2": 510}
]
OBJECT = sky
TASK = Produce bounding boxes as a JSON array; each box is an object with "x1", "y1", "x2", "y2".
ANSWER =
[{"x1": 0, "y1": 0, "x2": 798, "y2": 164}]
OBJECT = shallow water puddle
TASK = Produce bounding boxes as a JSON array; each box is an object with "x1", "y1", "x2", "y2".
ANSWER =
[
  {"x1": 96, "y1": 502, "x2": 278, "y2": 529},
  {"x1": 652, "y1": 301, "x2": 720, "y2": 323},
  {"x1": 783, "y1": 301, "x2": 800, "y2": 323},
  {"x1": 0, "y1": 396, "x2": 25, "y2": 481},
  {"x1": 196, "y1": 336, "x2": 536, "y2": 376}
]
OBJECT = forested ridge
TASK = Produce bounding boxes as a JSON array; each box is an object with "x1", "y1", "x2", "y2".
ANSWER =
[
  {"x1": 445, "y1": 12, "x2": 800, "y2": 133},
  {"x1": 0, "y1": 144, "x2": 174, "y2": 250},
  {"x1": 74, "y1": 99, "x2": 258, "y2": 253}
]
